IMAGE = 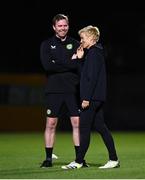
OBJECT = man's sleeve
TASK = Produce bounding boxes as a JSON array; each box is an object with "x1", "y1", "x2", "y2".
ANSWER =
[{"x1": 40, "y1": 41, "x2": 68, "y2": 73}]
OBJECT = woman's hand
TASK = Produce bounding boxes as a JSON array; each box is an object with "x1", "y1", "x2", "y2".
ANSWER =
[
  {"x1": 71, "y1": 45, "x2": 84, "y2": 60},
  {"x1": 77, "y1": 45, "x2": 84, "y2": 59},
  {"x1": 82, "y1": 100, "x2": 90, "y2": 109}
]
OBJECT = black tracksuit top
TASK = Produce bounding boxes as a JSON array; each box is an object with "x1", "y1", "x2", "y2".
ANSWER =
[
  {"x1": 40, "y1": 36, "x2": 80, "y2": 94},
  {"x1": 80, "y1": 44, "x2": 107, "y2": 102}
]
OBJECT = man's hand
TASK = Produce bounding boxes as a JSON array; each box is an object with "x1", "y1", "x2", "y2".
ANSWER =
[{"x1": 71, "y1": 53, "x2": 78, "y2": 59}]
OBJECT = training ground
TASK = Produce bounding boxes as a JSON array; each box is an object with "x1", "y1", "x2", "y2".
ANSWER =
[{"x1": 0, "y1": 131, "x2": 145, "y2": 179}]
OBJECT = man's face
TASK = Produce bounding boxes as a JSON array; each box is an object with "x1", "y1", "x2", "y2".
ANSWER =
[{"x1": 53, "y1": 19, "x2": 69, "y2": 39}]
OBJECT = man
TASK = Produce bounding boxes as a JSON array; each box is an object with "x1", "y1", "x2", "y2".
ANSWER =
[
  {"x1": 40, "y1": 14, "x2": 87, "y2": 168},
  {"x1": 62, "y1": 25, "x2": 119, "y2": 169}
]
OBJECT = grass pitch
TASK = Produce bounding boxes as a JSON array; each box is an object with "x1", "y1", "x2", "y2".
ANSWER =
[{"x1": 0, "y1": 131, "x2": 145, "y2": 179}]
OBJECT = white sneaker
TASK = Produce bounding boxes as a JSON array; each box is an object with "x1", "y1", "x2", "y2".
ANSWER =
[
  {"x1": 61, "y1": 161, "x2": 83, "y2": 169},
  {"x1": 52, "y1": 154, "x2": 58, "y2": 159},
  {"x1": 99, "y1": 160, "x2": 120, "y2": 169}
]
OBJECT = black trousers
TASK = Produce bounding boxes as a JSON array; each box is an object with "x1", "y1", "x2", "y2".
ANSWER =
[{"x1": 76, "y1": 101, "x2": 118, "y2": 163}]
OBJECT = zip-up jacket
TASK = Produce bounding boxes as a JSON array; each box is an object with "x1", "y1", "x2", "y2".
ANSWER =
[{"x1": 80, "y1": 44, "x2": 106, "y2": 102}]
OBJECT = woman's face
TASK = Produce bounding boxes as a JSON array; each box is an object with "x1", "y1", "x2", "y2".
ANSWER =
[{"x1": 79, "y1": 32, "x2": 93, "y2": 49}]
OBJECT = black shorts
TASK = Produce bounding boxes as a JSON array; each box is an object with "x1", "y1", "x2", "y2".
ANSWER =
[{"x1": 45, "y1": 93, "x2": 80, "y2": 117}]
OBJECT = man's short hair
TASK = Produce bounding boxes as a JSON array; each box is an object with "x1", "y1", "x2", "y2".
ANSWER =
[{"x1": 52, "y1": 14, "x2": 69, "y2": 26}]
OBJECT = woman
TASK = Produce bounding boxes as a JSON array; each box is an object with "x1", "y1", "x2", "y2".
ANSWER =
[{"x1": 62, "y1": 25, "x2": 119, "y2": 169}]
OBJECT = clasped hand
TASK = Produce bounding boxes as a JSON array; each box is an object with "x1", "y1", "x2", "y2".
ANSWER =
[
  {"x1": 82, "y1": 100, "x2": 90, "y2": 109},
  {"x1": 71, "y1": 45, "x2": 84, "y2": 59}
]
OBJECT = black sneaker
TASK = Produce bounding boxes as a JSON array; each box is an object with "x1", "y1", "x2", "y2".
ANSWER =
[
  {"x1": 40, "y1": 160, "x2": 52, "y2": 168},
  {"x1": 83, "y1": 160, "x2": 89, "y2": 167}
]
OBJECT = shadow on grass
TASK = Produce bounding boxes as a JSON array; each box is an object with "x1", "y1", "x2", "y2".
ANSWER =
[
  {"x1": 54, "y1": 161, "x2": 102, "y2": 167},
  {"x1": 0, "y1": 161, "x2": 103, "y2": 178}
]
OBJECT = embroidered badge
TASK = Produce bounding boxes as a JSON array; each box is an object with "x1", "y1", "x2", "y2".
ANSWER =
[
  {"x1": 47, "y1": 109, "x2": 51, "y2": 115},
  {"x1": 66, "y1": 44, "x2": 73, "y2": 50}
]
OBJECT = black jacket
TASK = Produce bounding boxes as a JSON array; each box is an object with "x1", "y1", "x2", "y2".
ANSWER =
[
  {"x1": 80, "y1": 44, "x2": 106, "y2": 102},
  {"x1": 40, "y1": 35, "x2": 81, "y2": 94}
]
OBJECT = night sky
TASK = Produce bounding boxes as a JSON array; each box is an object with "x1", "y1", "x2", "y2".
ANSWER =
[{"x1": 1, "y1": 1, "x2": 145, "y2": 73}]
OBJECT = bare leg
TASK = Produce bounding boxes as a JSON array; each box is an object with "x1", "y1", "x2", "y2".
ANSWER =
[
  {"x1": 45, "y1": 117, "x2": 58, "y2": 147},
  {"x1": 70, "y1": 116, "x2": 80, "y2": 146},
  {"x1": 40, "y1": 117, "x2": 58, "y2": 167}
]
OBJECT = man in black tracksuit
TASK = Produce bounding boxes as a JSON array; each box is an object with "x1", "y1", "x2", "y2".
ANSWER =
[{"x1": 40, "y1": 14, "x2": 87, "y2": 168}]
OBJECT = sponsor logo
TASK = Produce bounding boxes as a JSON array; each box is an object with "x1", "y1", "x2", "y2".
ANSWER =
[{"x1": 51, "y1": 45, "x2": 56, "y2": 49}]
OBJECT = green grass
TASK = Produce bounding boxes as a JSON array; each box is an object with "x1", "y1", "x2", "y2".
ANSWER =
[{"x1": 0, "y1": 131, "x2": 145, "y2": 179}]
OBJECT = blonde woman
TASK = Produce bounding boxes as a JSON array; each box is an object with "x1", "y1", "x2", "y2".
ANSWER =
[{"x1": 62, "y1": 25, "x2": 119, "y2": 169}]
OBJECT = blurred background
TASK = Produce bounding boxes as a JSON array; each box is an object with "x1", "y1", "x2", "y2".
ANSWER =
[{"x1": 0, "y1": 1, "x2": 145, "y2": 132}]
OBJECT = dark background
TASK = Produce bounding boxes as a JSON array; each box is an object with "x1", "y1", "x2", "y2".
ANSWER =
[{"x1": 0, "y1": 1, "x2": 145, "y2": 131}]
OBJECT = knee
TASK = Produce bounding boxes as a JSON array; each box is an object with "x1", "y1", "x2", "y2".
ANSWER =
[
  {"x1": 95, "y1": 124, "x2": 106, "y2": 134},
  {"x1": 46, "y1": 117, "x2": 57, "y2": 131},
  {"x1": 71, "y1": 116, "x2": 79, "y2": 128}
]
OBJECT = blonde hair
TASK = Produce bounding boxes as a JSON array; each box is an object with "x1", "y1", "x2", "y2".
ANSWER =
[{"x1": 78, "y1": 25, "x2": 100, "y2": 42}]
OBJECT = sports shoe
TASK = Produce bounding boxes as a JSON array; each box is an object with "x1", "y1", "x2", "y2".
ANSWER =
[
  {"x1": 83, "y1": 160, "x2": 90, "y2": 167},
  {"x1": 40, "y1": 160, "x2": 52, "y2": 168},
  {"x1": 52, "y1": 153, "x2": 58, "y2": 159},
  {"x1": 99, "y1": 160, "x2": 120, "y2": 169},
  {"x1": 61, "y1": 161, "x2": 83, "y2": 169}
]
